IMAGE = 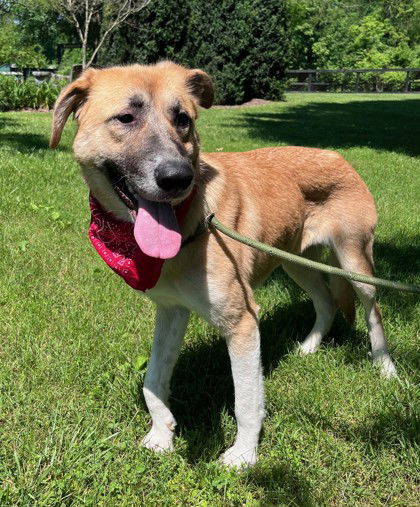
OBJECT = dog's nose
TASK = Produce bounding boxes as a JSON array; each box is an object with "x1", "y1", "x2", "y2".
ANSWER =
[{"x1": 154, "y1": 160, "x2": 193, "y2": 192}]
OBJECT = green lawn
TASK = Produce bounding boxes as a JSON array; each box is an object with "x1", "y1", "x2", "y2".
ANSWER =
[{"x1": 0, "y1": 93, "x2": 419, "y2": 506}]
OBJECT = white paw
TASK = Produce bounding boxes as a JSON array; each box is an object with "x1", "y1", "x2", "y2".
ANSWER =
[
  {"x1": 219, "y1": 445, "x2": 258, "y2": 468},
  {"x1": 298, "y1": 339, "x2": 319, "y2": 355},
  {"x1": 374, "y1": 356, "x2": 398, "y2": 379},
  {"x1": 141, "y1": 427, "x2": 174, "y2": 453}
]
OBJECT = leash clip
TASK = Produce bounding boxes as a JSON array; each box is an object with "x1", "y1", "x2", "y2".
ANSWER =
[{"x1": 204, "y1": 212, "x2": 215, "y2": 229}]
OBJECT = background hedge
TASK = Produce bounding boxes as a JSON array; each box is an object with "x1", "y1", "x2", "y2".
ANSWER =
[
  {"x1": 99, "y1": 0, "x2": 289, "y2": 105},
  {"x1": 0, "y1": 77, "x2": 67, "y2": 112}
]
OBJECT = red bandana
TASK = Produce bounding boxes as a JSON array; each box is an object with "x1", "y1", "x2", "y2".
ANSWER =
[{"x1": 88, "y1": 192, "x2": 195, "y2": 291}]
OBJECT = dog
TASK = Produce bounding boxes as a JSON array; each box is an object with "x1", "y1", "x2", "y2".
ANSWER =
[{"x1": 50, "y1": 61, "x2": 397, "y2": 467}]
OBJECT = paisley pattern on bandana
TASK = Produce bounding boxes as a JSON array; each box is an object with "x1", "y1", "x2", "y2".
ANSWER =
[{"x1": 88, "y1": 191, "x2": 195, "y2": 291}]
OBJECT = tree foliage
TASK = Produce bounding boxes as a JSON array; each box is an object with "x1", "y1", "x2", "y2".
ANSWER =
[
  {"x1": 184, "y1": 0, "x2": 288, "y2": 104},
  {"x1": 2, "y1": 0, "x2": 420, "y2": 101},
  {"x1": 100, "y1": 0, "x2": 289, "y2": 104},
  {"x1": 49, "y1": 0, "x2": 152, "y2": 69},
  {"x1": 0, "y1": 1, "x2": 51, "y2": 67},
  {"x1": 0, "y1": 0, "x2": 71, "y2": 67},
  {"x1": 8, "y1": 0, "x2": 70, "y2": 63},
  {"x1": 0, "y1": 24, "x2": 42, "y2": 67},
  {"x1": 288, "y1": 0, "x2": 420, "y2": 70}
]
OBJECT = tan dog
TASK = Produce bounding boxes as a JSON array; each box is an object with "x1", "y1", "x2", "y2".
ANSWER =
[{"x1": 50, "y1": 61, "x2": 396, "y2": 467}]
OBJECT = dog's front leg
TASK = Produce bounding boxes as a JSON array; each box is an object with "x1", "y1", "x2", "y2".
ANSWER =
[
  {"x1": 221, "y1": 312, "x2": 265, "y2": 467},
  {"x1": 142, "y1": 305, "x2": 190, "y2": 453}
]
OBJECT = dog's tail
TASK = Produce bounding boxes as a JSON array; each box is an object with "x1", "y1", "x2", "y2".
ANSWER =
[{"x1": 327, "y1": 250, "x2": 356, "y2": 325}]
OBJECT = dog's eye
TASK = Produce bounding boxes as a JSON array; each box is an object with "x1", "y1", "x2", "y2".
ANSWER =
[
  {"x1": 116, "y1": 114, "x2": 134, "y2": 124},
  {"x1": 176, "y1": 112, "x2": 190, "y2": 128}
]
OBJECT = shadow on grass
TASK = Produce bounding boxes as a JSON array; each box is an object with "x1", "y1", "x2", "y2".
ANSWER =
[
  {"x1": 0, "y1": 116, "x2": 68, "y2": 153},
  {"x1": 0, "y1": 117, "x2": 20, "y2": 128},
  {"x1": 169, "y1": 293, "x2": 318, "y2": 503},
  {"x1": 375, "y1": 240, "x2": 420, "y2": 300},
  {"x1": 229, "y1": 99, "x2": 420, "y2": 156},
  {"x1": 134, "y1": 240, "x2": 417, "y2": 500},
  {"x1": 159, "y1": 236, "x2": 418, "y2": 469},
  {"x1": 373, "y1": 239, "x2": 420, "y2": 349},
  {"x1": 247, "y1": 464, "x2": 317, "y2": 506},
  {"x1": 375, "y1": 239, "x2": 420, "y2": 279},
  {"x1": 355, "y1": 402, "x2": 419, "y2": 447},
  {"x1": 0, "y1": 132, "x2": 51, "y2": 153},
  {"x1": 300, "y1": 396, "x2": 419, "y2": 452},
  {"x1": 169, "y1": 288, "x2": 360, "y2": 458}
]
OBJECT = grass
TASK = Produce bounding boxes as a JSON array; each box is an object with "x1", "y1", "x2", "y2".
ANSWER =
[{"x1": 0, "y1": 93, "x2": 419, "y2": 506}]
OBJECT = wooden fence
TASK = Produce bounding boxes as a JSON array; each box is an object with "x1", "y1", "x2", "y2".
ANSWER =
[{"x1": 285, "y1": 68, "x2": 420, "y2": 93}]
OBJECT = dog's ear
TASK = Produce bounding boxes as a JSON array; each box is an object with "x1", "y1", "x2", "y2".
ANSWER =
[
  {"x1": 187, "y1": 69, "x2": 214, "y2": 109},
  {"x1": 50, "y1": 68, "x2": 96, "y2": 148}
]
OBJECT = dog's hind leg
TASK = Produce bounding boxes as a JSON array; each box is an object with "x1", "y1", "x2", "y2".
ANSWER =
[
  {"x1": 142, "y1": 305, "x2": 190, "y2": 452},
  {"x1": 220, "y1": 309, "x2": 265, "y2": 468},
  {"x1": 332, "y1": 238, "x2": 397, "y2": 378},
  {"x1": 282, "y1": 260, "x2": 336, "y2": 354}
]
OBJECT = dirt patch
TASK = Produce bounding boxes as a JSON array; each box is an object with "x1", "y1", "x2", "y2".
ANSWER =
[{"x1": 213, "y1": 98, "x2": 273, "y2": 109}]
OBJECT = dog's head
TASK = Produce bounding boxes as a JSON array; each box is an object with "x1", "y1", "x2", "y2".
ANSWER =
[{"x1": 50, "y1": 62, "x2": 213, "y2": 214}]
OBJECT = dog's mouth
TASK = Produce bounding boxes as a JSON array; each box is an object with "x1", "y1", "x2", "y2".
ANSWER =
[
  {"x1": 106, "y1": 164, "x2": 137, "y2": 211},
  {"x1": 105, "y1": 163, "x2": 185, "y2": 260}
]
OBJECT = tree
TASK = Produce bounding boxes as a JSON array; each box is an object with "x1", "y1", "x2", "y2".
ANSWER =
[
  {"x1": 100, "y1": 0, "x2": 289, "y2": 105},
  {"x1": 0, "y1": 22, "x2": 48, "y2": 66},
  {"x1": 0, "y1": 2, "x2": 50, "y2": 67},
  {"x1": 51, "y1": 0, "x2": 153, "y2": 69},
  {"x1": 6, "y1": 0, "x2": 71, "y2": 63},
  {"x1": 185, "y1": 0, "x2": 288, "y2": 104},
  {"x1": 287, "y1": 0, "x2": 420, "y2": 70}
]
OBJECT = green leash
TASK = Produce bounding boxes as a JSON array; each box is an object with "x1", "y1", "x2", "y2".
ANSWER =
[{"x1": 207, "y1": 215, "x2": 420, "y2": 295}]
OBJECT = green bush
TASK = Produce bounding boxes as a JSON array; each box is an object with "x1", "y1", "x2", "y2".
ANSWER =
[
  {"x1": 0, "y1": 76, "x2": 67, "y2": 112},
  {"x1": 99, "y1": 0, "x2": 289, "y2": 105},
  {"x1": 57, "y1": 48, "x2": 82, "y2": 76},
  {"x1": 381, "y1": 71, "x2": 407, "y2": 91},
  {"x1": 354, "y1": 70, "x2": 407, "y2": 92}
]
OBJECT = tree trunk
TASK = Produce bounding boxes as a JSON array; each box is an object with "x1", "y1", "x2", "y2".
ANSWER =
[{"x1": 82, "y1": 38, "x2": 87, "y2": 69}]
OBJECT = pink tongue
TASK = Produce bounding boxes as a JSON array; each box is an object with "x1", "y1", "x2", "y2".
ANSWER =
[{"x1": 134, "y1": 197, "x2": 181, "y2": 259}]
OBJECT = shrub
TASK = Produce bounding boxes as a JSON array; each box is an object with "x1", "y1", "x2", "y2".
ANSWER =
[
  {"x1": 186, "y1": 0, "x2": 288, "y2": 104},
  {"x1": 381, "y1": 71, "x2": 407, "y2": 91},
  {"x1": 0, "y1": 77, "x2": 67, "y2": 112},
  {"x1": 99, "y1": 0, "x2": 289, "y2": 105}
]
